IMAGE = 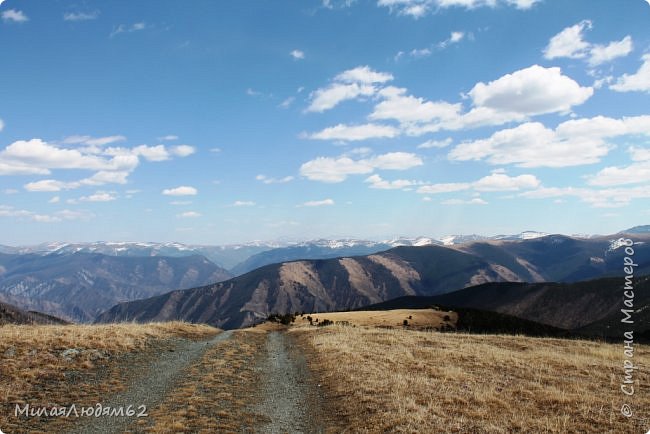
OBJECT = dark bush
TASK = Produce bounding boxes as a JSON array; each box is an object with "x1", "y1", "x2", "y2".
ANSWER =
[{"x1": 403, "y1": 319, "x2": 409, "y2": 326}]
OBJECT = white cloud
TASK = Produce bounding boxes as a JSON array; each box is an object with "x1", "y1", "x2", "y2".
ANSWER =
[
  {"x1": 441, "y1": 197, "x2": 488, "y2": 205},
  {"x1": 63, "y1": 135, "x2": 126, "y2": 146},
  {"x1": 110, "y1": 22, "x2": 147, "y2": 37},
  {"x1": 468, "y1": 65, "x2": 593, "y2": 116},
  {"x1": 279, "y1": 97, "x2": 295, "y2": 109},
  {"x1": 520, "y1": 185, "x2": 650, "y2": 208},
  {"x1": 232, "y1": 200, "x2": 256, "y2": 207},
  {"x1": 2, "y1": 9, "x2": 28, "y2": 23},
  {"x1": 417, "y1": 182, "x2": 471, "y2": 194},
  {"x1": 417, "y1": 172, "x2": 540, "y2": 195},
  {"x1": 0, "y1": 139, "x2": 137, "y2": 174},
  {"x1": 438, "y1": 31, "x2": 465, "y2": 49},
  {"x1": 543, "y1": 20, "x2": 592, "y2": 59},
  {"x1": 417, "y1": 138, "x2": 452, "y2": 149},
  {"x1": 0, "y1": 206, "x2": 94, "y2": 223},
  {"x1": 82, "y1": 171, "x2": 130, "y2": 186},
  {"x1": 358, "y1": 65, "x2": 591, "y2": 138},
  {"x1": 544, "y1": 21, "x2": 633, "y2": 66},
  {"x1": 307, "y1": 83, "x2": 376, "y2": 112},
  {"x1": 170, "y1": 145, "x2": 196, "y2": 157},
  {"x1": 300, "y1": 156, "x2": 373, "y2": 182},
  {"x1": 300, "y1": 152, "x2": 422, "y2": 183},
  {"x1": 63, "y1": 11, "x2": 99, "y2": 21},
  {"x1": 300, "y1": 199, "x2": 335, "y2": 207},
  {"x1": 370, "y1": 87, "x2": 461, "y2": 124},
  {"x1": 48, "y1": 196, "x2": 60, "y2": 203},
  {"x1": 162, "y1": 186, "x2": 198, "y2": 196},
  {"x1": 306, "y1": 66, "x2": 393, "y2": 112},
  {"x1": 24, "y1": 180, "x2": 80, "y2": 192},
  {"x1": 586, "y1": 147, "x2": 650, "y2": 187},
  {"x1": 4, "y1": 188, "x2": 18, "y2": 194},
  {"x1": 0, "y1": 119, "x2": 4, "y2": 131},
  {"x1": 131, "y1": 145, "x2": 170, "y2": 161},
  {"x1": 376, "y1": 0, "x2": 540, "y2": 17},
  {"x1": 290, "y1": 49, "x2": 305, "y2": 60},
  {"x1": 78, "y1": 191, "x2": 117, "y2": 202},
  {"x1": 170, "y1": 200, "x2": 192, "y2": 206},
  {"x1": 472, "y1": 172, "x2": 540, "y2": 191},
  {"x1": 256, "y1": 174, "x2": 294, "y2": 184},
  {"x1": 611, "y1": 54, "x2": 650, "y2": 93},
  {"x1": 448, "y1": 114, "x2": 650, "y2": 167},
  {"x1": 305, "y1": 123, "x2": 399, "y2": 141},
  {"x1": 364, "y1": 174, "x2": 416, "y2": 190},
  {"x1": 588, "y1": 36, "x2": 633, "y2": 66},
  {"x1": 178, "y1": 211, "x2": 201, "y2": 218},
  {"x1": 335, "y1": 66, "x2": 394, "y2": 84}
]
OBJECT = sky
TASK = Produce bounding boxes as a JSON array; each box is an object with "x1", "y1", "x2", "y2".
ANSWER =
[{"x1": 1, "y1": 0, "x2": 650, "y2": 245}]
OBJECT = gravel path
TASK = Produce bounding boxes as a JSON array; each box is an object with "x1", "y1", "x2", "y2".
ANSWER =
[
  {"x1": 65, "y1": 330, "x2": 232, "y2": 434},
  {"x1": 254, "y1": 331, "x2": 325, "y2": 434}
]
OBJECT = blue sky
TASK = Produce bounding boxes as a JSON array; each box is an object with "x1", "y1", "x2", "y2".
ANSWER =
[{"x1": 1, "y1": 0, "x2": 649, "y2": 245}]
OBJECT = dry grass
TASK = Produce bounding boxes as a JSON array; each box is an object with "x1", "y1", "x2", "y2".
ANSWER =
[
  {"x1": 0, "y1": 322, "x2": 219, "y2": 433},
  {"x1": 296, "y1": 325, "x2": 650, "y2": 433},
  {"x1": 297, "y1": 309, "x2": 455, "y2": 330},
  {"x1": 141, "y1": 331, "x2": 267, "y2": 433}
]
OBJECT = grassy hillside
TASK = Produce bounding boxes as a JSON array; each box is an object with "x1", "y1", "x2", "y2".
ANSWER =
[{"x1": 294, "y1": 325, "x2": 650, "y2": 433}]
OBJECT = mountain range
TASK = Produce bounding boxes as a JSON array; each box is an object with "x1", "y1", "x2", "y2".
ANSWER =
[
  {"x1": 0, "y1": 253, "x2": 231, "y2": 322},
  {"x1": 96, "y1": 233, "x2": 650, "y2": 329}
]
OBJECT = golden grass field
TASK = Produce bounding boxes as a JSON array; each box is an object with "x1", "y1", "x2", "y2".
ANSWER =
[
  {"x1": 0, "y1": 322, "x2": 218, "y2": 434},
  {"x1": 293, "y1": 324, "x2": 650, "y2": 434},
  {"x1": 298, "y1": 308, "x2": 457, "y2": 330}
]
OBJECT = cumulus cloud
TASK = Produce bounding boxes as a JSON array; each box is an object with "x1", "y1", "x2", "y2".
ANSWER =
[
  {"x1": 416, "y1": 171, "x2": 540, "y2": 195},
  {"x1": 370, "y1": 87, "x2": 461, "y2": 124},
  {"x1": 299, "y1": 199, "x2": 335, "y2": 207},
  {"x1": 305, "y1": 123, "x2": 400, "y2": 141},
  {"x1": 300, "y1": 151, "x2": 422, "y2": 182},
  {"x1": 586, "y1": 146, "x2": 650, "y2": 186},
  {"x1": 610, "y1": 54, "x2": 650, "y2": 93},
  {"x1": 2, "y1": 9, "x2": 28, "y2": 23},
  {"x1": 364, "y1": 174, "x2": 417, "y2": 190},
  {"x1": 588, "y1": 36, "x2": 633, "y2": 66},
  {"x1": 306, "y1": 66, "x2": 393, "y2": 112},
  {"x1": 467, "y1": 65, "x2": 593, "y2": 117},
  {"x1": 170, "y1": 145, "x2": 196, "y2": 157},
  {"x1": 448, "y1": 115, "x2": 650, "y2": 167},
  {"x1": 544, "y1": 20, "x2": 633, "y2": 66},
  {"x1": 162, "y1": 186, "x2": 198, "y2": 196},
  {"x1": 307, "y1": 83, "x2": 376, "y2": 112}
]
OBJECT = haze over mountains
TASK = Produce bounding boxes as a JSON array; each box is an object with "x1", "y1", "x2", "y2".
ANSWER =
[
  {"x1": 0, "y1": 253, "x2": 231, "y2": 322},
  {"x1": 2, "y1": 227, "x2": 648, "y2": 327},
  {"x1": 97, "y1": 231, "x2": 650, "y2": 329}
]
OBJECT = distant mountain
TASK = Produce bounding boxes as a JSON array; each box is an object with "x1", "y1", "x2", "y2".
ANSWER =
[
  {"x1": 96, "y1": 234, "x2": 650, "y2": 329},
  {"x1": 0, "y1": 252, "x2": 232, "y2": 322},
  {"x1": 620, "y1": 225, "x2": 650, "y2": 234},
  {"x1": 364, "y1": 276, "x2": 650, "y2": 341},
  {"x1": 230, "y1": 237, "x2": 438, "y2": 276},
  {"x1": 96, "y1": 245, "x2": 512, "y2": 328},
  {"x1": 0, "y1": 301, "x2": 69, "y2": 326},
  {"x1": 2, "y1": 241, "x2": 279, "y2": 270}
]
